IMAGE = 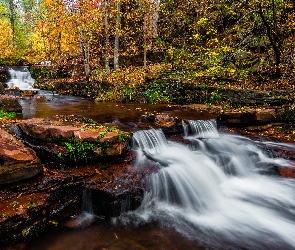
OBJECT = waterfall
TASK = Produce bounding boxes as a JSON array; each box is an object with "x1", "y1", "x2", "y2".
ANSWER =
[
  {"x1": 186, "y1": 118, "x2": 219, "y2": 139},
  {"x1": 115, "y1": 122, "x2": 295, "y2": 249},
  {"x1": 6, "y1": 67, "x2": 35, "y2": 90},
  {"x1": 81, "y1": 188, "x2": 94, "y2": 214}
]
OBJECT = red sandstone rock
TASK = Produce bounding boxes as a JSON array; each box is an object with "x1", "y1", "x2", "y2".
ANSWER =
[
  {"x1": 0, "y1": 128, "x2": 42, "y2": 184},
  {"x1": 18, "y1": 116, "x2": 130, "y2": 161},
  {"x1": 19, "y1": 119, "x2": 81, "y2": 139}
]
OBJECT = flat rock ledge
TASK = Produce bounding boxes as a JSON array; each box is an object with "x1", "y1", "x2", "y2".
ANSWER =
[
  {"x1": 220, "y1": 107, "x2": 284, "y2": 125},
  {"x1": 0, "y1": 128, "x2": 42, "y2": 184},
  {"x1": 17, "y1": 116, "x2": 131, "y2": 164}
]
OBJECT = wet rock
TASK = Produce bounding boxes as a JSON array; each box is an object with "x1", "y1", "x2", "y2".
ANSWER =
[
  {"x1": 0, "y1": 94, "x2": 22, "y2": 112},
  {"x1": 0, "y1": 128, "x2": 42, "y2": 184},
  {"x1": 21, "y1": 90, "x2": 38, "y2": 97},
  {"x1": 182, "y1": 104, "x2": 222, "y2": 114},
  {"x1": 220, "y1": 108, "x2": 281, "y2": 125},
  {"x1": 0, "y1": 151, "x2": 151, "y2": 246},
  {"x1": 0, "y1": 66, "x2": 9, "y2": 84},
  {"x1": 17, "y1": 116, "x2": 131, "y2": 164},
  {"x1": 0, "y1": 83, "x2": 5, "y2": 94}
]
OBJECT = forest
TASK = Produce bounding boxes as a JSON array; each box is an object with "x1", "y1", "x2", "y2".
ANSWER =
[{"x1": 0, "y1": 0, "x2": 294, "y2": 102}]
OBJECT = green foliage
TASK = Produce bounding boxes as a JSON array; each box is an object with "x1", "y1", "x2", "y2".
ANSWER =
[
  {"x1": 0, "y1": 110, "x2": 16, "y2": 119},
  {"x1": 144, "y1": 81, "x2": 171, "y2": 104},
  {"x1": 29, "y1": 67, "x2": 55, "y2": 79},
  {"x1": 119, "y1": 132, "x2": 131, "y2": 143},
  {"x1": 208, "y1": 91, "x2": 222, "y2": 104},
  {"x1": 63, "y1": 138, "x2": 95, "y2": 162}
]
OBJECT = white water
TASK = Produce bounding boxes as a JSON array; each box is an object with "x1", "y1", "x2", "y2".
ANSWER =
[
  {"x1": 6, "y1": 67, "x2": 35, "y2": 90},
  {"x1": 115, "y1": 120, "x2": 295, "y2": 249}
]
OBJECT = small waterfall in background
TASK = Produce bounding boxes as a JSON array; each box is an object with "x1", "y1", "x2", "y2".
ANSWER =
[
  {"x1": 6, "y1": 66, "x2": 35, "y2": 90},
  {"x1": 115, "y1": 119, "x2": 295, "y2": 249}
]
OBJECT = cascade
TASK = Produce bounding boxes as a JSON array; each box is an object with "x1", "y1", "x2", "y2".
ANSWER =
[
  {"x1": 69, "y1": 188, "x2": 96, "y2": 228},
  {"x1": 186, "y1": 118, "x2": 219, "y2": 139},
  {"x1": 116, "y1": 121, "x2": 295, "y2": 249},
  {"x1": 6, "y1": 66, "x2": 35, "y2": 90}
]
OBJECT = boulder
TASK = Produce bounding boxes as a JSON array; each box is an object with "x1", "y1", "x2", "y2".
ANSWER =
[
  {"x1": 0, "y1": 83, "x2": 5, "y2": 94},
  {"x1": 0, "y1": 128, "x2": 42, "y2": 184},
  {"x1": 17, "y1": 116, "x2": 131, "y2": 163},
  {"x1": 220, "y1": 108, "x2": 281, "y2": 125},
  {"x1": 0, "y1": 94, "x2": 22, "y2": 112}
]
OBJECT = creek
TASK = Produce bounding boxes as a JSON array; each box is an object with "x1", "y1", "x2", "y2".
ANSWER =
[
  {"x1": 11, "y1": 100, "x2": 295, "y2": 249},
  {"x1": 4, "y1": 69, "x2": 295, "y2": 250}
]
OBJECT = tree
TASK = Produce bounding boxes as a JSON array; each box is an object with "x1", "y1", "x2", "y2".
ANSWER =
[{"x1": 113, "y1": 0, "x2": 121, "y2": 70}]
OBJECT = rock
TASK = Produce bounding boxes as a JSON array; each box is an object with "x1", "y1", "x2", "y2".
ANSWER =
[
  {"x1": 21, "y1": 90, "x2": 38, "y2": 97},
  {"x1": 155, "y1": 114, "x2": 177, "y2": 127},
  {"x1": 19, "y1": 119, "x2": 81, "y2": 139},
  {"x1": 183, "y1": 104, "x2": 222, "y2": 114},
  {"x1": 0, "y1": 151, "x2": 150, "y2": 246},
  {"x1": 0, "y1": 66, "x2": 9, "y2": 84},
  {"x1": 0, "y1": 94, "x2": 22, "y2": 112},
  {"x1": 0, "y1": 83, "x2": 5, "y2": 94},
  {"x1": 0, "y1": 128, "x2": 42, "y2": 184},
  {"x1": 17, "y1": 116, "x2": 131, "y2": 163},
  {"x1": 220, "y1": 108, "x2": 280, "y2": 125},
  {"x1": 255, "y1": 109, "x2": 277, "y2": 122}
]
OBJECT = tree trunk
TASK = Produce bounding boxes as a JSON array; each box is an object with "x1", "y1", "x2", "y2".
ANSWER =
[
  {"x1": 104, "y1": 0, "x2": 110, "y2": 74},
  {"x1": 114, "y1": 0, "x2": 121, "y2": 70},
  {"x1": 8, "y1": 0, "x2": 15, "y2": 45},
  {"x1": 81, "y1": 41, "x2": 90, "y2": 81},
  {"x1": 258, "y1": 3, "x2": 281, "y2": 77}
]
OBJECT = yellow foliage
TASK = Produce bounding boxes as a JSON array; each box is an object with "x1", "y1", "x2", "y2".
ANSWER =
[
  {"x1": 0, "y1": 19, "x2": 13, "y2": 57},
  {"x1": 197, "y1": 17, "x2": 208, "y2": 27}
]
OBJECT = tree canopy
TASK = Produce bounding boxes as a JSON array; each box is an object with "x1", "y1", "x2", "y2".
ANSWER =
[{"x1": 0, "y1": 0, "x2": 294, "y2": 86}]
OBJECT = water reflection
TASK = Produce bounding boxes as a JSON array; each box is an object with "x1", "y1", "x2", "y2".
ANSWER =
[
  {"x1": 22, "y1": 222, "x2": 204, "y2": 250},
  {"x1": 17, "y1": 91, "x2": 214, "y2": 128}
]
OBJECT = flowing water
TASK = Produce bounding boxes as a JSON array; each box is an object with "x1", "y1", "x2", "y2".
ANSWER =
[
  {"x1": 113, "y1": 120, "x2": 295, "y2": 250},
  {"x1": 5, "y1": 80, "x2": 295, "y2": 249},
  {"x1": 6, "y1": 67, "x2": 35, "y2": 90}
]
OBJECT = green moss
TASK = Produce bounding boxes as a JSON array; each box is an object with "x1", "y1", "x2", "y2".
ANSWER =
[
  {"x1": 63, "y1": 139, "x2": 96, "y2": 162},
  {"x1": 0, "y1": 110, "x2": 16, "y2": 119}
]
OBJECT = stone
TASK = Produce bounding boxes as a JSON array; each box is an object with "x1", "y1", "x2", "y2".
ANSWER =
[
  {"x1": 21, "y1": 90, "x2": 38, "y2": 97},
  {"x1": 0, "y1": 83, "x2": 5, "y2": 94},
  {"x1": 0, "y1": 94, "x2": 22, "y2": 112},
  {"x1": 17, "y1": 116, "x2": 130, "y2": 163},
  {"x1": 19, "y1": 118, "x2": 81, "y2": 139},
  {"x1": 155, "y1": 114, "x2": 176, "y2": 128},
  {"x1": 255, "y1": 109, "x2": 277, "y2": 122},
  {"x1": 0, "y1": 128, "x2": 42, "y2": 184},
  {"x1": 220, "y1": 108, "x2": 280, "y2": 125}
]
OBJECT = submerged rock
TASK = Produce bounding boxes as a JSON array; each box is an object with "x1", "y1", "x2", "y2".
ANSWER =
[{"x1": 0, "y1": 128, "x2": 42, "y2": 184}]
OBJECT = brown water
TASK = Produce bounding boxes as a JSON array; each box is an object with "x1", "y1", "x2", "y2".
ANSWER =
[
  {"x1": 16, "y1": 221, "x2": 205, "y2": 250},
  {"x1": 17, "y1": 91, "x2": 214, "y2": 128}
]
